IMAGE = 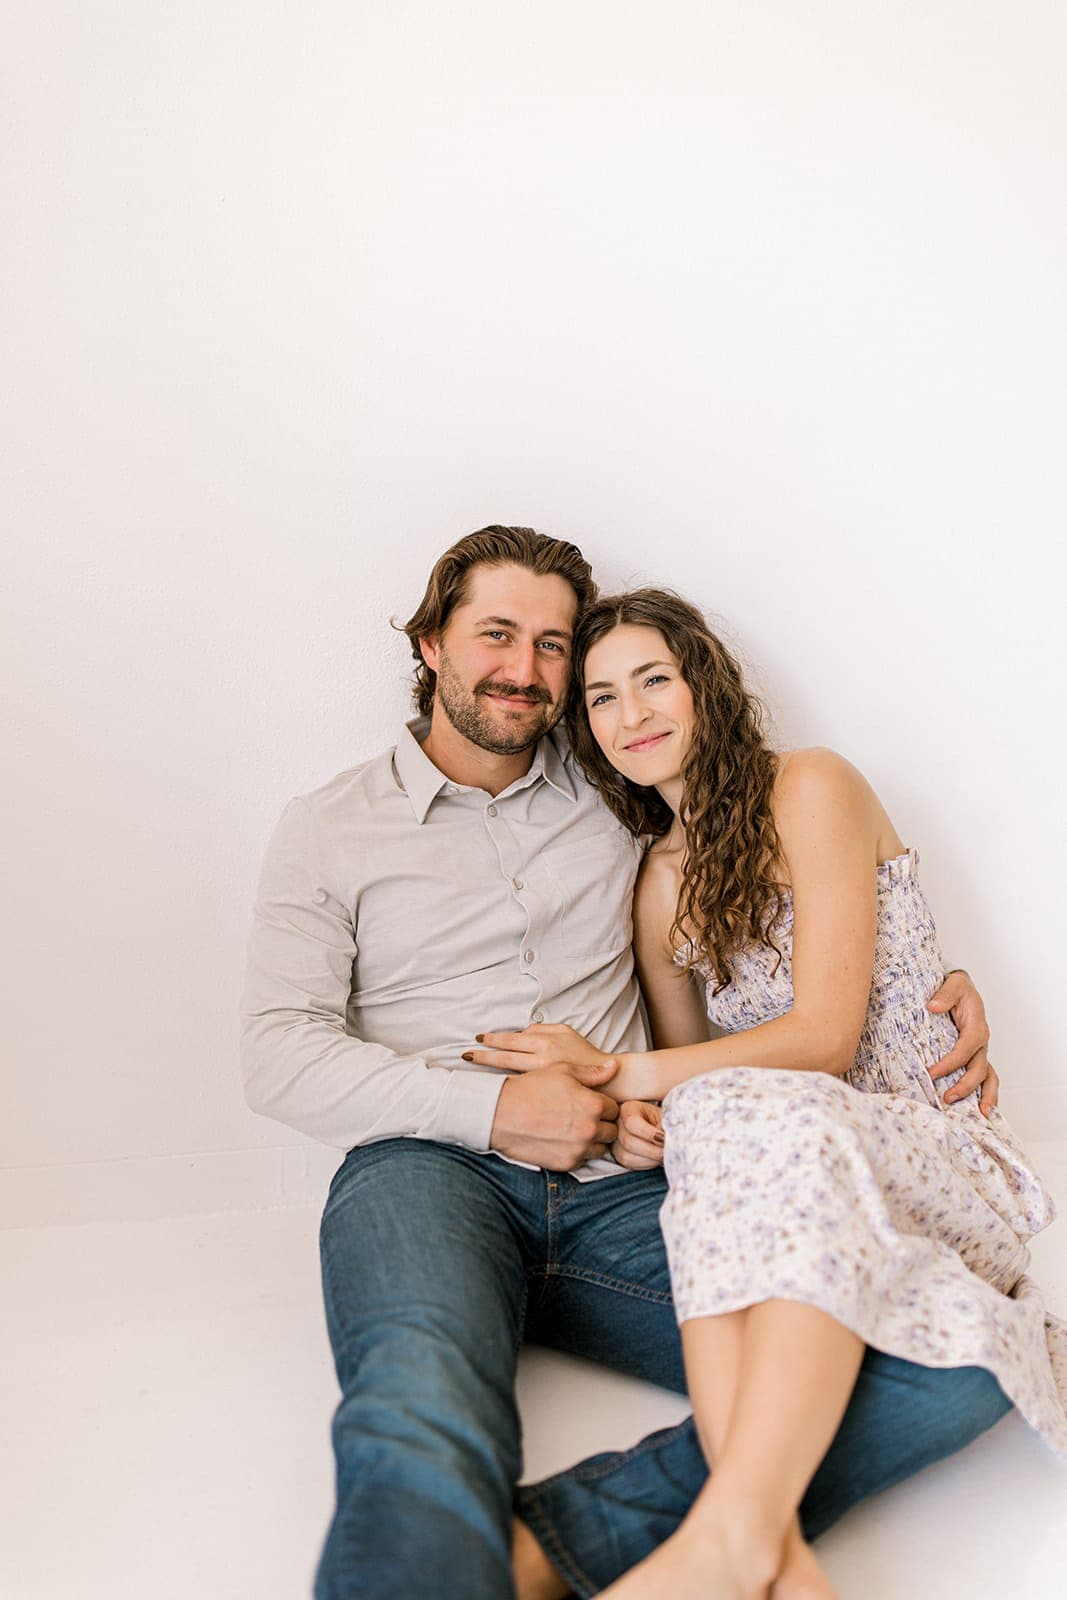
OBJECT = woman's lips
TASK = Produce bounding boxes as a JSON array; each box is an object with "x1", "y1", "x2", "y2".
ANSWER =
[{"x1": 624, "y1": 732, "x2": 670, "y2": 753}]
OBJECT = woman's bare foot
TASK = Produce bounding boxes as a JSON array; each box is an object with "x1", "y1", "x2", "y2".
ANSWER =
[
  {"x1": 598, "y1": 1494, "x2": 782, "y2": 1600},
  {"x1": 770, "y1": 1520, "x2": 837, "y2": 1600}
]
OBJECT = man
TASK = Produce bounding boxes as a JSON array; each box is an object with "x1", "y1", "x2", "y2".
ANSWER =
[{"x1": 241, "y1": 526, "x2": 1006, "y2": 1599}]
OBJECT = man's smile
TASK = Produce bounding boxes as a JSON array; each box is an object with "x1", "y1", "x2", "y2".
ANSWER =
[{"x1": 480, "y1": 687, "x2": 551, "y2": 711}]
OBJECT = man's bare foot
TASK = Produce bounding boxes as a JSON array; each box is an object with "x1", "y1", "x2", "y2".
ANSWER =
[
  {"x1": 511, "y1": 1516, "x2": 571, "y2": 1600},
  {"x1": 770, "y1": 1520, "x2": 837, "y2": 1600},
  {"x1": 598, "y1": 1496, "x2": 781, "y2": 1600}
]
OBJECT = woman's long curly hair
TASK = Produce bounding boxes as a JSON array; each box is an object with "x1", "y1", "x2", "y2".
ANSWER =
[{"x1": 569, "y1": 589, "x2": 785, "y2": 991}]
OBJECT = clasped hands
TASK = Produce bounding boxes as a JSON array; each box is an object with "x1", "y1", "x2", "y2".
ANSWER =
[{"x1": 476, "y1": 970, "x2": 998, "y2": 1172}]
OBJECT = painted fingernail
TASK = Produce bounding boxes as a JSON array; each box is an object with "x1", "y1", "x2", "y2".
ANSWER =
[
  {"x1": 475, "y1": 1034, "x2": 484, "y2": 1043},
  {"x1": 461, "y1": 1051, "x2": 474, "y2": 1062}
]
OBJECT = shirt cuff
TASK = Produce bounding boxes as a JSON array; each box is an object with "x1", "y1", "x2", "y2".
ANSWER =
[{"x1": 430, "y1": 1068, "x2": 507, "y2": 1153}]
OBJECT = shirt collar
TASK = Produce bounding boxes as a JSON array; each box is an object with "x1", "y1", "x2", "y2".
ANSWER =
[
  {"x1": 393, "y1": 719, "x2": 449, "y2": 824},
  {"x1": 538, "y1": 726, "x2": 579, "y2": 803},
  {"x1": 394, "y1": 718, "x2": 578, "y2": 824}
]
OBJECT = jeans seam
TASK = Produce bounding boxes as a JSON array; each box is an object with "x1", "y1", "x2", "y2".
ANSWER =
[
  {"x1": 548, "y1": 1264, "x2": 674, "y2": 1304},
  {"x1": 514, "y1": 1281, "x2": 530, "y2": 1365}
]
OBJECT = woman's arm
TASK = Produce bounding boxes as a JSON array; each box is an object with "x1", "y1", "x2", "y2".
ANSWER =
[
  {"x1": 470, "y1": 754, "x2": 998, "y2": 1116},
  {"x1": 633, "y1": 850, "x2": 714, "y2": 1051},
  {"x1": 604, "y1": 750, "x2": 881, "y2": 1102},
  {"x1": 607, "y1": 853, "x2": 712, "y2": 1169}
]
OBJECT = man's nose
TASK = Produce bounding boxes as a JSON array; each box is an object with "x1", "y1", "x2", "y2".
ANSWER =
[{"x1": 508, "y1": 640, "x2": 540, "y2": 685}]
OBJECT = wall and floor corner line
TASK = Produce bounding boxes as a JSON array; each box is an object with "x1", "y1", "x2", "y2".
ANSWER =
[
  {"x1": 3, "y1": 1099, "x2": 1067, "y2": 1230},
  {"x1": 0, "y1": 1144, "x2": 343, "y2": 1230}
]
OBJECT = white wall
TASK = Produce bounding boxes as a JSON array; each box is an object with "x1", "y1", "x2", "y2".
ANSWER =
[{"x1": 4, "y1": 1, "x2": 1065, "y2": 1223}]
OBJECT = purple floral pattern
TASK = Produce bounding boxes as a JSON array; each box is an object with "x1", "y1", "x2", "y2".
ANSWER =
[{"x1": 661, "y1": 850, "x2": 1067, "y2": 1452}]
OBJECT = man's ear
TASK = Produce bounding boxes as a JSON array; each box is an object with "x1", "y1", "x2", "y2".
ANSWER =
[{"x1": 418, "y1": 635, "x2": 440, "y2": 673}]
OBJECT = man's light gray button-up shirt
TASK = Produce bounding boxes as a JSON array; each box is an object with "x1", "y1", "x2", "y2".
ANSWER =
[{"x1": 241, "y1": 720, "x2": 648, "y2": 1178}]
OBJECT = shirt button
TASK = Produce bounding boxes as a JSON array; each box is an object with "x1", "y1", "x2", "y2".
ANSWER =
[
  {"x1": 513, "y1": 878, "x2": 524, "y2": 891},
  {"x1": 313, "y1": 889, "x2": 328, "y2": 905},
  {"x1": 524, "y1": 950, "x2": 535, "y2": 963},
  {"x1": 487, "y1": 804, "x2": 498, "y2": 817},
  {"x1": 533, "y1": 1011, "x2": 545, "y2": 1023}
]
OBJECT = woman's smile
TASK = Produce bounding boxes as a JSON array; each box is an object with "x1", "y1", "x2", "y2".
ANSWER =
[{"x1": 623, "y1": 731, "x2": 672, "y2": 753}]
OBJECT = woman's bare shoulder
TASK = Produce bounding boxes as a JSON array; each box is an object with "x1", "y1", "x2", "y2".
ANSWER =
[
  {"x1": 774, "y1": 746, "x2": 871, "y2": 801},
  {"x1": 773, "y1": 748, "x2": 903, "y2": 865}
]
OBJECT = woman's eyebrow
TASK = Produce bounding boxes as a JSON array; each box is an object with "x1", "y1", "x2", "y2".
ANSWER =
[{"x1": 585, "y1": 660, "x2": 672, "y2": 691}]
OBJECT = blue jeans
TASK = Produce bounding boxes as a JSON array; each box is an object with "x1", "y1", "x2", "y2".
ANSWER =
[{"x1": 314, "y1": 1140, "x2": 1010, "y2": 1598}]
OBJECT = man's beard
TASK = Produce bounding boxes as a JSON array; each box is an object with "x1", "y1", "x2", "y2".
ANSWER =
[{"x1": 434, "y1": 648, "x2": 561, "y2": 755}]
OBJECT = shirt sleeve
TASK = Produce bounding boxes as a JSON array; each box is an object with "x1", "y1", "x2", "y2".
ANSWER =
[{"x1": 240, "y1": 797, "x2": 507, "y2": 1152}]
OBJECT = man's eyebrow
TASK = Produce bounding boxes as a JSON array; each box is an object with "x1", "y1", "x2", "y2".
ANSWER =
[
  {"x1": 584, "y1": 659, "x2": 673, "y2": 692},
  {"x1": 474, "y1": 615, "x2": 572, "y2": 640}
]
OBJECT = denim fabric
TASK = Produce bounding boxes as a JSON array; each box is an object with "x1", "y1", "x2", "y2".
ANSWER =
[
  {"x1": 516, "y1": 1354, "x2": 1012, "y2": 1597},
  {"x1": 314, "y1": 1141, "x2": 677, "y2": 1598},
  {"x1": 314, "y1": 1138, "x2": 1011, "y2": 1598}
]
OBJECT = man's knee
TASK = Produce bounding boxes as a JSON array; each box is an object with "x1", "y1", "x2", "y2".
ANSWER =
[
  {"x1": 896, "y1": 1359, "x2": 1012, "y2": 1446},
  {"x1": 330, "y1": 1318, "x2": 522, "y2": 1483},
  {"x1": 318, "y1": 1140, "x2": 528, "y2": 1408}
]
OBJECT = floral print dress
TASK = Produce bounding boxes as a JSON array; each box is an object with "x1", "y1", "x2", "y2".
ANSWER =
[{"x1": 660, "y1": 850, "x2": 1067, "y2": 1451}]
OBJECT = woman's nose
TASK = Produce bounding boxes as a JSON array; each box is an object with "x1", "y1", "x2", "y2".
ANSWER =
[{"x1": 620, "y1": 694, "x2": 651, "y2": 727}]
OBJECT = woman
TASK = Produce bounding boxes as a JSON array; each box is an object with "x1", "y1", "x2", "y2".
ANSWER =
[{"x1": 472, "y1": 590, "x2": 1066, "y2": 1599}]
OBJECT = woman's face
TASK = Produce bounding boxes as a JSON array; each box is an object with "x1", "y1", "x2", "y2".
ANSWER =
[{"x1": 583, "y1": 624, "x2": 696, "y2": 788}]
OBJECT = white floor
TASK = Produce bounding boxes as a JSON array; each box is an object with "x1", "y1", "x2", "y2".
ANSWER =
[{"x1": 3, "y1": 1146, "x2": 1067, "y2": 1599}]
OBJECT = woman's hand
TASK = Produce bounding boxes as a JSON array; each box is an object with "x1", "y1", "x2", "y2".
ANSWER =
[
  {"x1": 464, "y1": 1021, "x2": 608, "y2": 1074},
  {"x1": 927, "y1": 969, "x2": 999, "y2": 1117},
  {"x1": 466, "y1": 1028, "x2": 657, "y2": 1105},
  {"x1": 611, "y1": 1101, "x2": 666, "y2": 1170}
]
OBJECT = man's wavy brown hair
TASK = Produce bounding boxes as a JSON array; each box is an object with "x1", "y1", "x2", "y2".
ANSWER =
[{"x1": 569, "y1": 589, "x2": 785, "y2": 991}]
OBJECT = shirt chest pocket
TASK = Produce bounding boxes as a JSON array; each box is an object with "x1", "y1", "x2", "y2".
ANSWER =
[{"x1": 532, "y1": 828, "x2": 638, "y2": 960}]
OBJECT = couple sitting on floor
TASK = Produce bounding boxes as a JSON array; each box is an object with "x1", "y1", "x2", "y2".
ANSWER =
[{"x1": 241, "y1": 524, "x2": 1065, "y2": 1599}]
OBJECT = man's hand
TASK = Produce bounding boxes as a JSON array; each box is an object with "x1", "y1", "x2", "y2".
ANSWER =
[
  {"x1": 489, "y1": 1060, "x2": 620, "y2": 1170},
  {"x1": 467, "y1": 1021, "x2": 607, "y2": 1074},
  {"x1": 612, "y1": 1101, "x2": 666, "y2": 1170},
  {"x1": 928, "y1": 969, "x2": 999, "y2": 1118}
]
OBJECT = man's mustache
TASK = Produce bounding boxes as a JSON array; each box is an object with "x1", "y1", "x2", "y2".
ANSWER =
[{"x1": 476, "y1": 679, "x2": 553, "y2": 705}]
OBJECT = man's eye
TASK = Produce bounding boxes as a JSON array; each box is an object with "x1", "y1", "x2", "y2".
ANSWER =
[{"x1": 539, "y1": 640, "x2": 565, "y2": 654}]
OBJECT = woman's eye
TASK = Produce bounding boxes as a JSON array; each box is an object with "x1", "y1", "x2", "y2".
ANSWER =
[
  {"x1": 644, "y1": 674, "x2": 668, "y2": 688},
  {"x1": 588, "y1": 692, "x2": 613, "y2": 708}
]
